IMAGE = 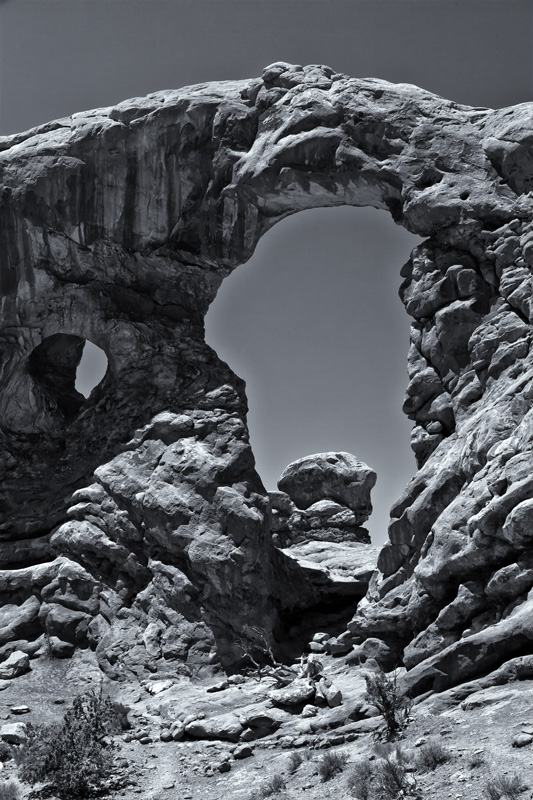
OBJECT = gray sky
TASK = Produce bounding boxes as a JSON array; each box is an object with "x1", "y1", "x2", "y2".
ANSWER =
[{"x1": 1, "y1": 0, "x2": 532, "y2": 543}]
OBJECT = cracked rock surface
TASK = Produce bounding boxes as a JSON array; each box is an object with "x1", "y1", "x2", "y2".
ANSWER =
[{"x1": 2, "y1": 61, "x2": 533, "y2": 692}]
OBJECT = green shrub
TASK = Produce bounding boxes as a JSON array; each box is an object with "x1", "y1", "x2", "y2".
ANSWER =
[
  {"x1": 364, "y1": 668, "x2": 412, "y2": 742},
  {"x1": 416, "y1": 738, "x2": 451, "y2": 771},
  {"x1": 0, "y1": 779, "x2": 22, "y2": 800},
  {"x1": 17, "y1": 688, "x2": 123, "y2": 799},
  {"x1": 318, "y1": 749, "x2": 349, "y2": 782}
]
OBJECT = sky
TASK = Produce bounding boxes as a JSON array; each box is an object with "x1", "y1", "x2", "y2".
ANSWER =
[{"x1": 1, "y1": 0, "x2": 532, "y2": 544}]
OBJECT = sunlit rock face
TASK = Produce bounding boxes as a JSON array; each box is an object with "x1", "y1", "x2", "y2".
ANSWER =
[
  {"x1": 1, "y1": 61, "x2": 533, "y2": 689},
  {"x1": 271, "y1": 452, "x2": 375, "y2": 546}
]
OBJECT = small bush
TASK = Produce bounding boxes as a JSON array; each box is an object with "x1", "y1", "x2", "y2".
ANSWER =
[
  {"x1": 16, "y1": 688, "x2": 123, "y2": 799},
  {"x1": 0, "y1": 779, "x2": 23, "y2": 800},
  {"x1": 485, "y1": 771, "x2": 525, "y2": 800},
  {"x1": 346, "y1": 758, "x2": 373, "y2": 799},
  {"x1": 319, "y1": 749, "x2": 349, "y2": 782},
  {"x1": 256, "y1": 773, "x2": 287, "y2": 797},
  {"x1": 0, "y1": 742, "x2": 13, "y2": 761},
  {"x1": 416, "y1": 738, "x2": 451, "y2": 771},
  {"x1": 373, "y1": 749, "x2": 421, "y2": 800},
  {"x1": 374, "y1": 741, "x2": 408, "y2": 760},
  {"x1": 469, "y1": 751, "x2": 485, "y2": 769},
  {"x1": 287, "y1": 751, "x2": 303, "y2": 772},
  {"x1": 364, "y1": 668, "x2": 412, "y2": 741},
  {"x1": 111, "y1": 700, "x2": 131, "y2": 730}
]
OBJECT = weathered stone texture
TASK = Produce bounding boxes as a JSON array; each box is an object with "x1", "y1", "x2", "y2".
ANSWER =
[
  {"x1": 2, "y1": 61, "x2": 533, "y2": 692},
  {"x1": 271, "y1": 453, "x2": 375, "y2": 546}
]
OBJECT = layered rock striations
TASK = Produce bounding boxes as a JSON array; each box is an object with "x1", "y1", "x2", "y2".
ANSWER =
[{"x1": 2, "y1": 62, "x2": 533, "y2": 691}]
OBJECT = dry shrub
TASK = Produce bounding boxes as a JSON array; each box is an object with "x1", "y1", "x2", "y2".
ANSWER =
[
  {"x1": 364, "y1": 668, "x2": 412, "y2": 741},
  {"x1": 319, "y1": 749, "x2": 349, "y2": 781},
  {"x1": 416, "y1": 738, "x2": 451, "y2": 771},
  {"x1": 485, "y1": 771, "x2": 525, "y2": 800},
  {"x1": 287, "y1": 751, "x2": 303, "y2": 772},
  {"x1": 255, "y1": 773, "x2": 286, "y2": 798},
  {"x1": 346, "y1": 758, "x2": 373, "y2": 799}
]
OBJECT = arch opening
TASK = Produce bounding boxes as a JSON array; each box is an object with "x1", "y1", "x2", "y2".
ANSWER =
[
  {"x1": 28, "y1": 334, "x2": 109, "y2": 417},
  {"x1": 75, "y1": 340, "x2": 109, "y2": 398},
  {"x1": 206, "y1": 205, "x2": 423, "y2": 546}
]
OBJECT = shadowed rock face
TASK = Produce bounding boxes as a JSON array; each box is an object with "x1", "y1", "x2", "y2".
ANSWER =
[{"x1": 1, "y1": 61, "x2": 533, "y2": 689}]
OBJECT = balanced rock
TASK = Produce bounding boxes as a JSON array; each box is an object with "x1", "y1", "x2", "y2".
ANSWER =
[{"x1": 277, "y1": 453, "x2": 376, "y2": 519}]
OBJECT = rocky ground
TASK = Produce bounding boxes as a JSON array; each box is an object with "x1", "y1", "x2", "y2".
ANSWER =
[{"x1": 1, "y1": 651, "x2": 532, "y2": 800}]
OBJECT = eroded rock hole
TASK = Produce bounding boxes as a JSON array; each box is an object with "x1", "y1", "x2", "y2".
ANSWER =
[
  {"x1": 206, "y1": 206, "x2": 422, "y2": 652},
  {"x1": 206, "y1": 205, "x2": 422, "y2": 546},
  {"x1": 75, "y1": 340, "x2": 108, "y2": 398},
  {"x1": 28, "y1": 334, "x2": 108, "y2": 416}
]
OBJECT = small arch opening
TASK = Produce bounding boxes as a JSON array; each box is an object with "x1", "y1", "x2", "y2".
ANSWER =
[
  {"x1": 28, "y1": 334, "x2": 109, "y2": 417},
  {"x1": 75, "y1": 340, "x2": 108, "y2": 398}
]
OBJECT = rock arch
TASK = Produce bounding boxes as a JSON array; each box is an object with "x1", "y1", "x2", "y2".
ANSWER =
[{"x1": 1, "y1": 62, "x2": 533, "y2": 688}]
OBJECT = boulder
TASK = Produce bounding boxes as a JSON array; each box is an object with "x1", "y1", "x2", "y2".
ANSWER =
[
  {"x1": 0, "y1": 723, "x2": 27, "y2": 745},
  {"x1": 144, "y1": 679, "x2": 175, "y2": 696},
  {"x1": 346, "y1": 638, "x2": 393, "y2": 669},
  {"x1": 233, "y1": 744, "x2": 253, "y2": 759},
  {"x1": 325, "y1": 637, "x2": 353, "y2": 656},
  {"x1": 0, "y1": 597, "x2": 41, "y2": 646},
  {"x1": 512, "y1": 733, "x2": 533, "y2": 748},
  {"x1": 185, "y1": 713, "x2": 244, "y2": 742},
  {"x1": 48, "y1": 637, "x2": 75, "y2": 658},
  {"x1": 317, "y1": 678, "x2": 342, "y2": 708},
  {"x1": 282, "y1": 541, "x2": 379, "y2": 611},
  {"x1": 0, "y1": 651, "x2": 30, "y2": 679},
  {"x1": 241, "y1": 704, "x2": 287, "y2": 735},
  {"x1": 269, "y1": 679, "x2": 316, "y2": 707},
  {"x1": 170, "y1": 721, "x2": 185, "y2": 741},
  {"x1": 277, "y1": 453, "x2": 376, "y2": 520}
]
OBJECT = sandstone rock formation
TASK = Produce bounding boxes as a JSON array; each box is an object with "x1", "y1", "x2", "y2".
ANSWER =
[
  {"x1": 271, "y1": 452, "x2": 375, "y2": 546},
  {"x1": 270, "y1": 453, "x2": 379, "y2": 649},
  {"x1": 2, "y1": 61, "x2": 533, "y2": 695}
]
